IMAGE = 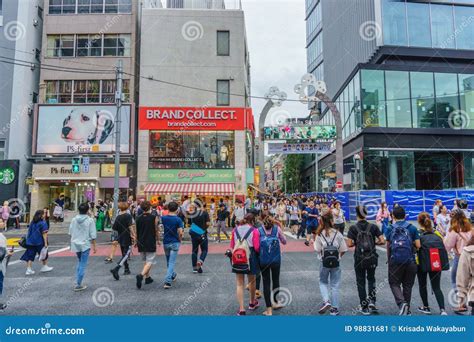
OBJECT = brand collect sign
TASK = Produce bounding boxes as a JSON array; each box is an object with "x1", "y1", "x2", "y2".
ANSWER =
[
  {"x1": 139, "y1": 107, "x2": 254, "y2": 131},
  {"x1": 148, "y1": 169, "x2": 235, "y2": 183}
]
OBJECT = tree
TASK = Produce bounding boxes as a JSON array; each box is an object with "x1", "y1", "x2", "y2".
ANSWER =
[{"x1": 282, "y1": 154, "x2": 304, "y2": 193}]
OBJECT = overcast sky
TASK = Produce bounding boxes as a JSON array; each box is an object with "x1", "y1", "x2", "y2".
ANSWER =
[{"x1": 241, "y1": 0, "x2": 308, "y2": 127}]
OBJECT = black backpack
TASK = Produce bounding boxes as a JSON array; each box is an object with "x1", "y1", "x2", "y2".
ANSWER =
[
  {"x1": 354, "y1": 222, "x2": 378, "y2": 269},
  {"x1": 321, "y1": 233, "x2": 340, "y2": 268},
  {"x1": 418, "y1": 232, "x2": 450, "y2": 273}
]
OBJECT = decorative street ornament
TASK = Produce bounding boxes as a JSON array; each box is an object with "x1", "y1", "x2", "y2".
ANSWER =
[
  {"x1": 264, "y1": 86, "x2": 287, "y2": 107},
  {"x1": 294, "y1": 73, "x2": 327, "y2": 104}
]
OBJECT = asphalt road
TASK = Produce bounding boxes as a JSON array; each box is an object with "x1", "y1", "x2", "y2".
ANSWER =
[{"x1": 0, "y1": 230, "x2": 456, "y2": 316}]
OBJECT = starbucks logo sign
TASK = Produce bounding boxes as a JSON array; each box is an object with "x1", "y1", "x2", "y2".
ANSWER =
[{"x1": 0, "y1": 167, "x2": 15, "y2": 185}]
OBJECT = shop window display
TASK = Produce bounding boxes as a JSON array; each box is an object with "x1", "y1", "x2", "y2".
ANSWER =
[{"x1": 149, "y1": 131, "x2": 235, "y2": 169}]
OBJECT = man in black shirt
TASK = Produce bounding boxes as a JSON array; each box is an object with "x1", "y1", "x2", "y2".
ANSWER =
[
  {"x1": 110, "y1": 202, "x2": 135, "y2": 280},
  {"x1": 216, "y1": 204, "x2": 230, "y2": 242},
  {"x1": 346, "y1": 205, "x2": 385, "y2": 315},
  {"x1": 188, "y1": 202, "x2": 210, "y2": 273}
]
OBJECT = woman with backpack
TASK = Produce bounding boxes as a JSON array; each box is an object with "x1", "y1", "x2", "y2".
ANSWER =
[
  {"x1": 314, "y1": 211, "x2": 348, "y2": 316},
  {"x1": 229, "y1": 213, "x2": 260, "y2": 316},
  {"x1": 416, "y1": 213, "x2": 448, "y2": 315},
  {"x1": 444, "y1": 210, "x2": 473, "y2": 313},
  {"x1": 457, "y1": 234, "x2": 474, "y2": 315},
  {"x1": 259, "y1": 215, "x2": 287, "y2": 315}
]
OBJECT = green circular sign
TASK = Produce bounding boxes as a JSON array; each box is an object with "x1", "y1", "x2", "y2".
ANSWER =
[{"x1": 0, "y1": 167, "x2": 15, "y2": 185}]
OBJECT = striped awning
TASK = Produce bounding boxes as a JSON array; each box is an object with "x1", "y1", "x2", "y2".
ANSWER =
[{"x1": 144, "y1": 183, "x2": 235, "y2": 196}]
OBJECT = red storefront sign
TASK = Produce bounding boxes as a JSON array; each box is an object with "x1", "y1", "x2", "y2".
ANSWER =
[{"x1": 139, "y1": 107, "x2": 254, "y2": 131}]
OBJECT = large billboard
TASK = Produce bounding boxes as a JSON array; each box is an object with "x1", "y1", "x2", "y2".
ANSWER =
[
  {"x1": 268, "y1": 142, "x2": 332, "y2": 154},
  {"x1": 139, "y1": 107, "x2": 254, "y2": 131},
  {"x1": 263, "y1": 125, "x2": 336, "y2": 140},
  {"x1": 34, "y1": 105, "x2": 132, "y2": 155}
]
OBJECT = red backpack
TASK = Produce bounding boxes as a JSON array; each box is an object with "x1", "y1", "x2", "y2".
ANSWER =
[{"x1": 231, "y1": 228, "x2": 253, "y2": 274}]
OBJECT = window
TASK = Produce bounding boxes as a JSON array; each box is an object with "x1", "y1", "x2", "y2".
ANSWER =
[
  {"x1": 386, "y1": 71, "x2": 411, "y2": 128},
  {"x1": 382, "y1": 0, "x2": 407, "y2": 46},
  {"x1": 47, "y1": 35, "x2": 75, "y2": 57},
  {"x1": 306, "y1": 2, "x2": 321, "y2": 37},
  {"x1": 103, "y1": 34, "x2": 131, "y2": 56},
  {"x1": 361, "y1": 69, "x2": 386, "y2": 127},
  {"x1": 217, "y1": 31, "x2": 230, "y2": 56},
  {"x1": 217, "y1": 80, "x2": 230, "y2": 106},
  {"x1": 49, "y1": 0, "x2": 76, "y2": 14},
  {"x1": 45, "y1": 80, "x2": 130, "y2": 104},
  {"x1": 149, "y1": 131, "x2": 235, "y2": 169},
  {"x1": 0, "y1": 0, "x2": 3, "y2": 16},
  {"x1": 0, "y1": 141, "x2": 5, "y2": 161},
  {"x1": 50, "y1": 0, "x2": 131, "y2": 14},
  {"x1": 431, "y1": 4, "x2": 455, "y2": 49},
  {"x1": 435, "y1": 73, "x2": 459, "y2": 128},
  {"x1": 307, "y1": 33, "x2": 322, "y2": 67},
  {"x1": 454, "y1": 6, "x2": 474, "y2": 50},
  {"x1": 76, "y1": 34, "x2": 102, "y2": 57},
  {"x1": 410, "y1": 72, "x2": 435, "y2": 128},
  {"x1": 47, "y1": 34, "x2": 130, "y2": 57},
  {"x1": 407, "y1": 2, "x2": 431, "y2": 48},
  {"x1": 459, "y1": 74, "x2": 474, "y2": 129}
]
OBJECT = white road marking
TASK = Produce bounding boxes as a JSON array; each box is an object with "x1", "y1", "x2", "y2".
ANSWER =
[{"x1": 7, "y1": 246, "x2": 70, "y2": 266}]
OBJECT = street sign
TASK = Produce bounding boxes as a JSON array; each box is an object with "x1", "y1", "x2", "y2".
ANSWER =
[
  {"x1": 267, "y1": 142, "x2": 332, "y2": 155},
  {"x1": 82, "y1": 157, "x2": 90, "y2": 173},
  {"x1": 336, "y1": 181, "x2": 343, "y2": 190},
  {"x1": 72, "y1": 157, "x2": 81, "y2": 174}
]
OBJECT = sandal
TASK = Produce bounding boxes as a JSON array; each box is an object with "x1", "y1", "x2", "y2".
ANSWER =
[{"x1": 104, "y1": 258, "x2": 113, "y2": 264}]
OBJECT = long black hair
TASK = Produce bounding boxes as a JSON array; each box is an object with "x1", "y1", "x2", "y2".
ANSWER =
[{"x1": 31, "y1": 209, "x2": 44, "y2": 224}]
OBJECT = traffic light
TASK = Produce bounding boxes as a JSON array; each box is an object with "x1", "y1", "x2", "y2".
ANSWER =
[{"x1": 72, "y1": 157, "x2": 81, "y2": 174}]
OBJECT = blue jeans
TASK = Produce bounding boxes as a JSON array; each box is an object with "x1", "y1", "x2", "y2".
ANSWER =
[
  {"x1": 76, "y1": 249, "x2": 90, "y2": 286},
  {"x1": 190, "y1": 232, "x2": 208, "y2": 268},
  {"x1": 451, "y1": 254, "x2": 460, "y2": 291},
  {"x1": 0, "y1": 271, "x2": 4, "y2": 296},
  {"x1": 319, "y1": 264, "x2": 341, "y2": 308},
  {"x1": 164, "y1": 243, "x2": 180, "y2": 283}
]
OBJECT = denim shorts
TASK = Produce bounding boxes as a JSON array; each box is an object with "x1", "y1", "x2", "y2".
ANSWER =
[{"x1": 141, "y1": 252, "x2": 157, "y2": 265}]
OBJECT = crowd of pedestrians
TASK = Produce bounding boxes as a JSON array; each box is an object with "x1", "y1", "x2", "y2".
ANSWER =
[{"x1": 0, "y1": 193, "x2": 473, "y2": 317}]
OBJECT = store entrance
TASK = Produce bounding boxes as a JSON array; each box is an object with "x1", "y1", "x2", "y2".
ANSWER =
[
  {"x1": 414, "y1": 152, "x2": 463, "y2": 190},
  {"x1": 49, "y1": 182, "x2": 96, "y2": 212}
]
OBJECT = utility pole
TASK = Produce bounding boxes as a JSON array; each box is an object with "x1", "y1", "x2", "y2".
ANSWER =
[{"x1": 113, "y1": 59, "x2": 123, "y2": 221}]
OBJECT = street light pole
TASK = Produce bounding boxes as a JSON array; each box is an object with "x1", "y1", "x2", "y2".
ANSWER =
[{"x1": 113, "y1": 59, "x2": 123, "y2": 221}]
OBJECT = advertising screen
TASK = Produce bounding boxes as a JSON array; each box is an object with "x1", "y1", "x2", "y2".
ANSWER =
[
  {"x1": 35, "y1": 105, "x2": 132, "y2": 155},
  {"x1": 263, "y1": 125, "x2": 336, "y2": 140}
]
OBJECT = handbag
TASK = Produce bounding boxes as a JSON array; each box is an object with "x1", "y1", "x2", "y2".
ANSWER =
[
  {"x1": 190, "y1": 222, "x2": 205, "y2": 236},
  {"x1": 18, "y1": 236, "x2": 27, "y2": 248},
  {"x1": 38, "y1": 246, "x2": 48, "y2": 261}
]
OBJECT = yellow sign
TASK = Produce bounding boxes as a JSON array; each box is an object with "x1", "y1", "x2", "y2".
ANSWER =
[{"x1": 100, "y1": 164, "x2": 127, "y2": 177}]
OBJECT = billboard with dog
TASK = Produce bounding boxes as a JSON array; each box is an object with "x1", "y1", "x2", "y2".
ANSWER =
[{"x1": 34, "y1": 105, "x2": 132, "y2": 155}]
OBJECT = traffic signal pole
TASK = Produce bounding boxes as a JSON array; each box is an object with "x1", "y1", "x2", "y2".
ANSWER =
[{"x1": 113, "y1": 60, "x2": 123, "y2": 221}]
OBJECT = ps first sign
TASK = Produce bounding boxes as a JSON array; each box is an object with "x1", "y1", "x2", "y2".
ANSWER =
[{"x1": 138, "y1": 107, "x2": 254, "y2": 131}]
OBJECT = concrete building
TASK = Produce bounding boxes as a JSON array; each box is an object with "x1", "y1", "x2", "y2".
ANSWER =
[
  {"x1": 29, "y1": 0, "x2": 139, "y2": 218},
  {"x1": 0, "y1": 0, "x2": 44, "y2": 207},
  {"x1": 304, "y1": 0, "x2": 474, "y2": 192},
  {"x1": 138, "y1": 4, "x2": 253, "y2": 203}
]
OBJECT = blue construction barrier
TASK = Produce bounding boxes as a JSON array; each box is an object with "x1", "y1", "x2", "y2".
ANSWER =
[{"x1": 297, "y1": 189, "x2": 474, "y2": 221}]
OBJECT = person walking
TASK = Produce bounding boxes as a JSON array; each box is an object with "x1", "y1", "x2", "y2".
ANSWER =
[
  {"x1": 259, "y1": 215, "x2": 287, "y2": 315},
  {"x1": 69, "y1": 203, "x2": 97, "y2": 291},
  {"x1": 444, "y1": 209, "x2": 473, "y2": 313},
  {"x1": 0, "y1": 202, "x2": 9, "y2": 232},
  {"x1": 188, "y1": 202, "x2": 210, "y2": 274},
  {"x1": 436, "y1": 205, "x2": 450, "y2": 237},
  {"x1": 416, "y1": 212, "x2": 448, "y2": 315},
  {"x1": 161, "y1": 202, "x2": 184, "y2": 289},
  {"x1": 0, "y1": 231, "x2": 13, "y2": 310},
  {"x1": 289, "y1": 199, "x2": 300, "y2": 237},
  {"x1": 304, "y1": 200, "x2": 319, "y2": 246},
  {"x1": 385, "y1": 205, "x2": 421, "y2": 315},
  {"x1": 332, "y1": 201, "x2": 345, "y2": 235},
  {"x1": 135, "y1": 201, "x2": 160, "y2": 289},
  {"x1": 314, "y1": 211, "x2": 348, "y2": 316},
  {"x1": 230, "y1": 213, "x2": 260, "y2": 316},
  {"x1": 21, "y1": 210, "x2": 53, "y2": 275},
  {"x1": 110, "y1": 201, "x2": 135, "y2": 280},
  {"x1": 346, "y1": 205, "x2": 385, "y2": 315},
  {"x1": 457, "y1": 235, "x2": 474, "y2": 315},
  {"x1": 376, "y1": 202, "x2": 391, "y2": 236},
  {"x1": 216, "y1": 203, "x2": 230, "y2": 243}
]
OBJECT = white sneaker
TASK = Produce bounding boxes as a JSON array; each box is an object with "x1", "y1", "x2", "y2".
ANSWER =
[
  {"x1": 40, "y1": 265, "x2": 53, "y2": 273},
  {"x1": 25, "y1": 268, "x2": 35, "y2": 276}
]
